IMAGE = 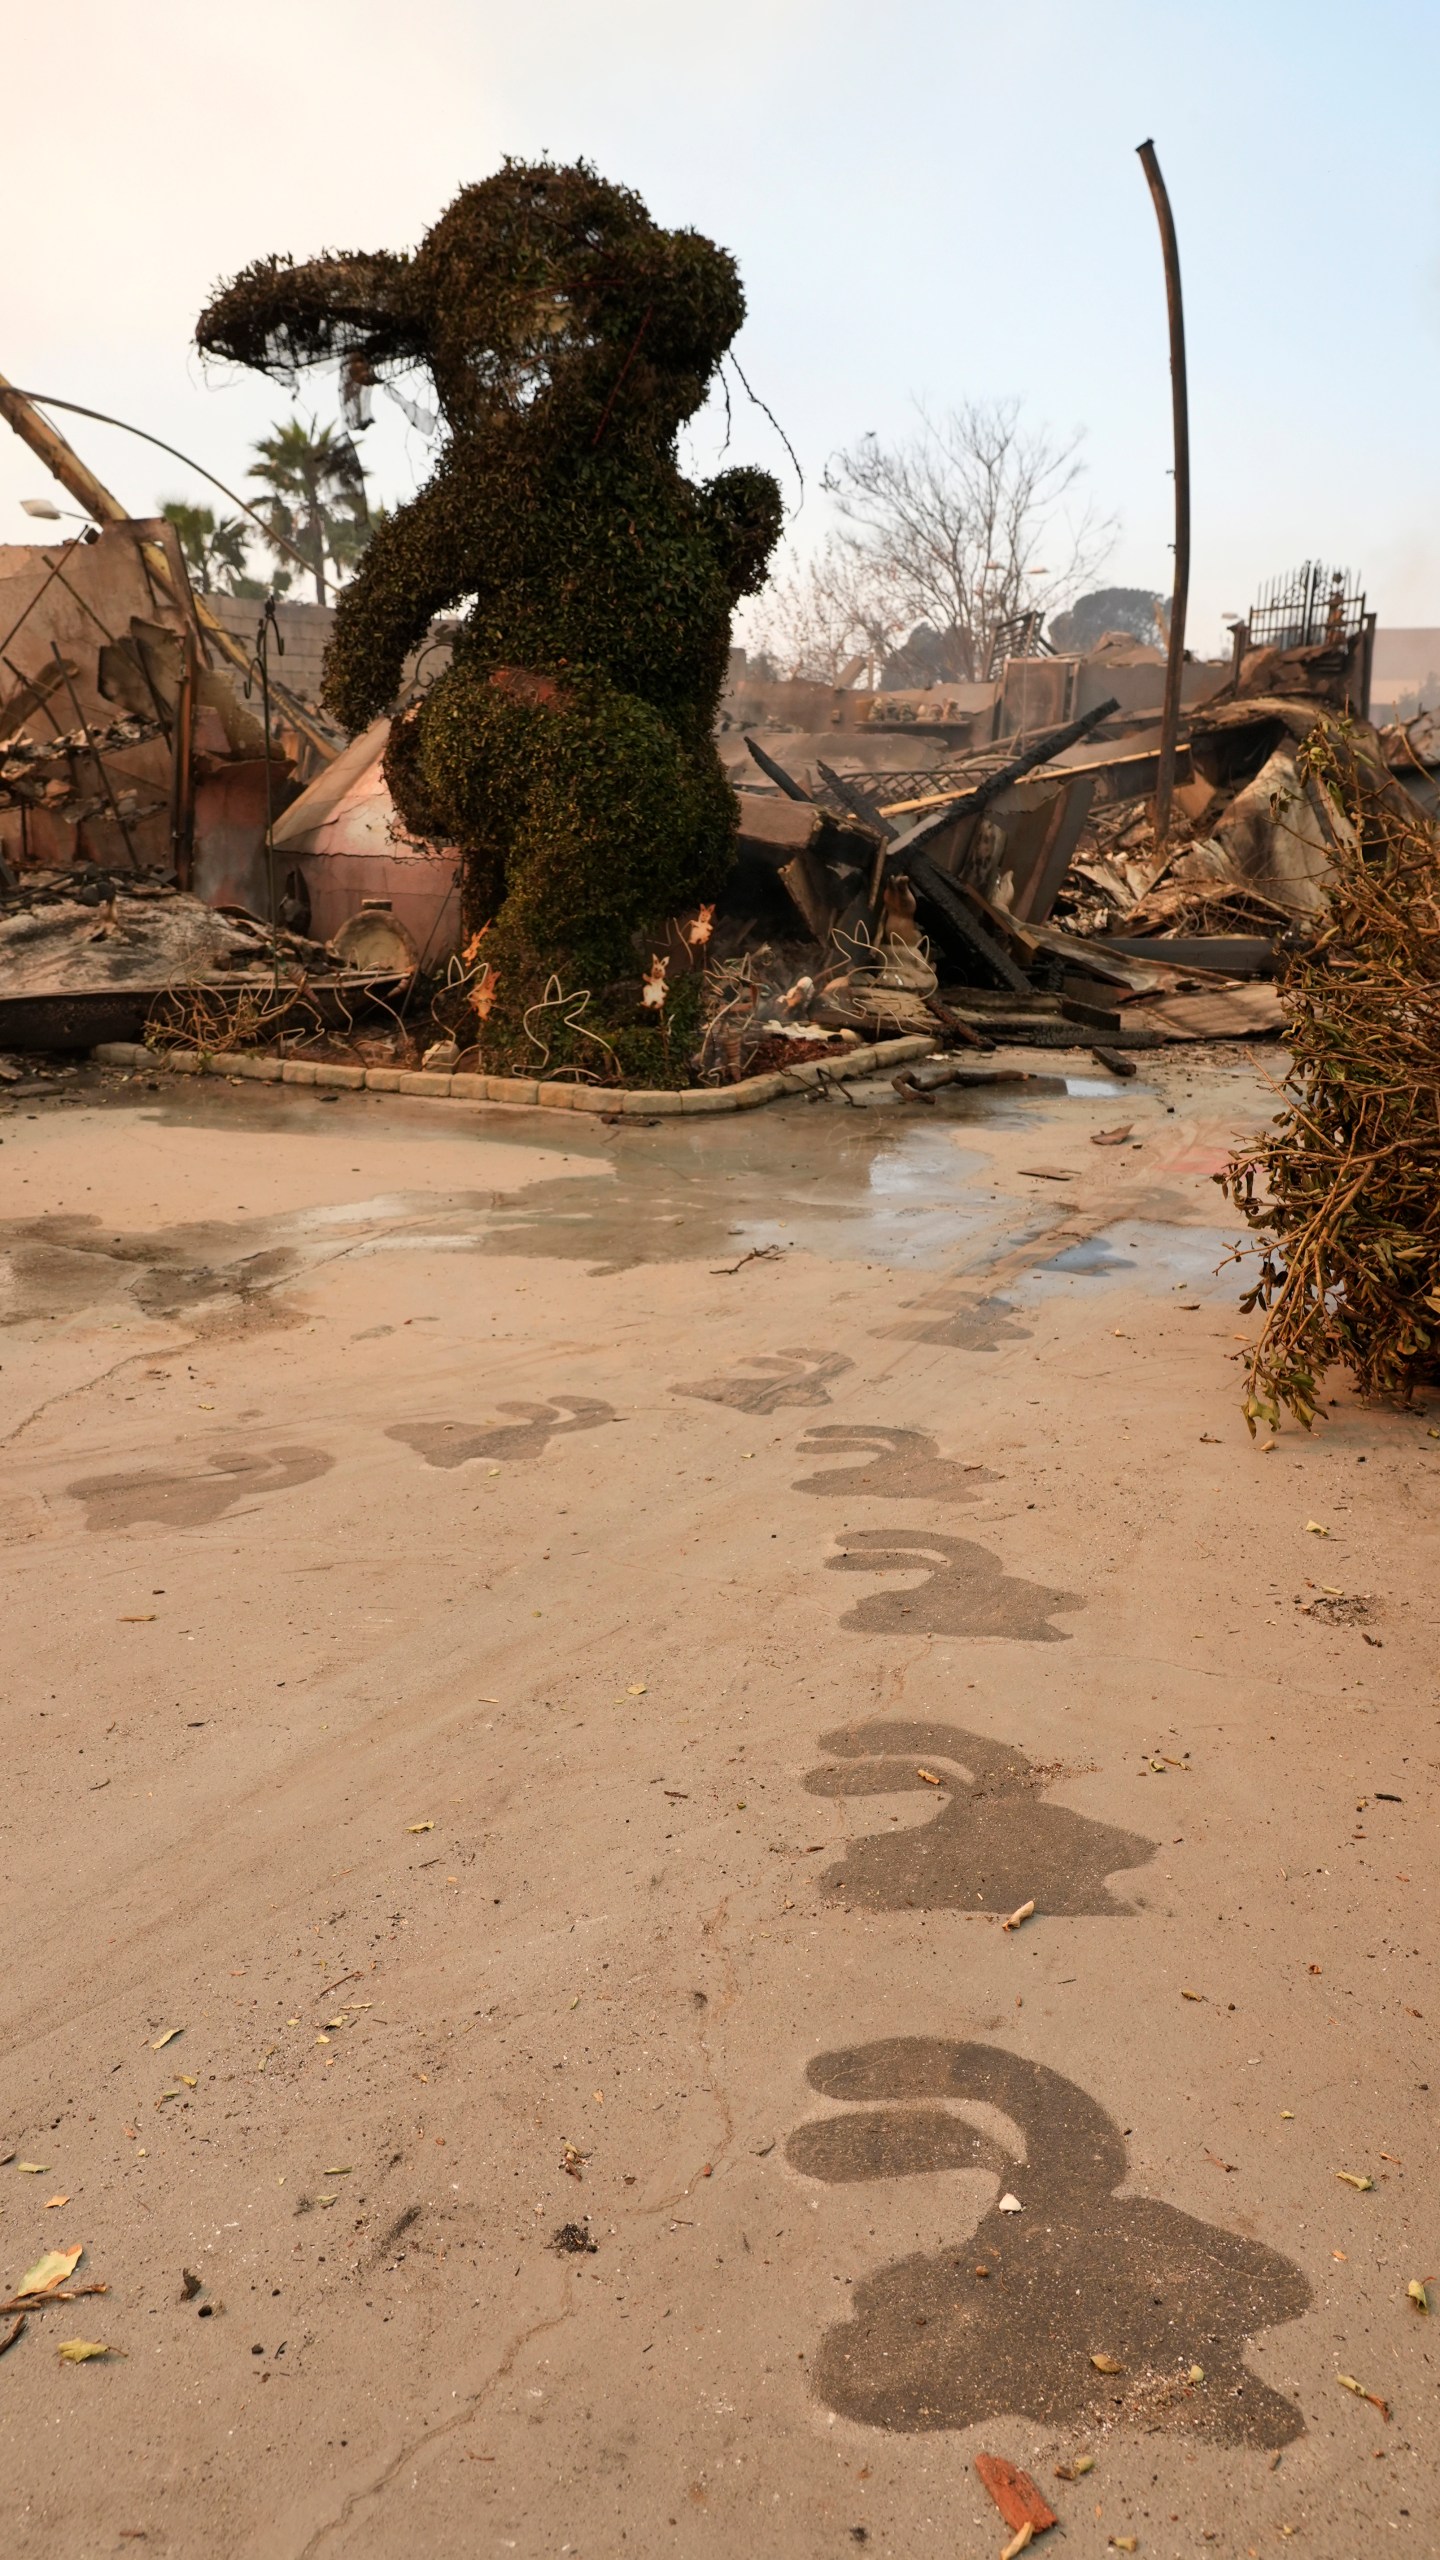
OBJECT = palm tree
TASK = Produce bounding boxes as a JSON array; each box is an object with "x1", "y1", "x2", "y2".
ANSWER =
[
  {"x1": 161, "y1": 499, "x2": 268, "y2": 597},
  {"x1": 247, "y1": 417, "x2": 369, "y2": 607}
]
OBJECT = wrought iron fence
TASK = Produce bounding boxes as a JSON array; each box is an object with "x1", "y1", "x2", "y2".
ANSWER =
[{"x1": 1247, "y1": 562, "x2": 1366, "y2": 653}]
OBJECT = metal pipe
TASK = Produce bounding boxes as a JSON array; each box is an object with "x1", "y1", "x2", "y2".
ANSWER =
[{"x1": 1136, "y1": 140, "x2": 1190, "y2": 852}]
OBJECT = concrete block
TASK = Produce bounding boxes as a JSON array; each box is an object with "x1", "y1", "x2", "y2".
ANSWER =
[
  {"x1": 483, "y1": 1078, "x2": 540, "y2": 1105},
  {"x1": 167, "y1": 1051, "x2": 203, "y2": 1076},
  {"x1": 623, "y1": 1090, "x2": 685, "y2": 1115},
  {"x1": 536, "y1": 1082, "x2": 579, "y2": 1109},
  {"x1": 392, "y1": 1071, "x2": 452, "y2": 1096},
  {"x1": 448, "y1": 1074, "x2": 489, "y2": 1101},
  {"x1": 733, "y1": 1073, "x2": 785, "y2": 1109},
  {"x1": 281, "y1": 1061, "x2": 317, "y2": 1085},
  {"x1": 364, "y1": 1069, "x2": 402, "y2": 1091},
  {"x1": 567, "y1": 1087, "x2": 616, "y2": 1114},
  {"x1": 313, "y1": 1064, "x2": 366, "y2": 1089},
  {"x1": 678, "y1": 1088, "x2": 738, "y2": 1114}
]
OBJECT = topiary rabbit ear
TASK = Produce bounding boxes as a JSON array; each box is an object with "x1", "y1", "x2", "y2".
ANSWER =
[{"x1": 196, "y1": 248, "x2": 422, "y2": 381}]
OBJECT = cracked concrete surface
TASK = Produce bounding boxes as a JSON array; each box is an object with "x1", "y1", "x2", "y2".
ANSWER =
[{"x1": 0, "y1": 1049, "x2": 1435, "y2": 2558}]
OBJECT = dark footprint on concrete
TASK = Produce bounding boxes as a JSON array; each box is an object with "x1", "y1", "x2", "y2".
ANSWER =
[
  {"x1": 792, "y1": 1426, "x2": 997, "y2": 1503},
  {"x1": 672, "y1": 1349, "x2": 852, "y2": 1415},
  {"x1": 787, "y1": 2039, "x2": 1308, "y2": 2445},
  {"x1": 68, "y1": 1446, "x2": 333, "y2": 1531},
  {"x1": 805, "y1": 1719, "x2": 1155, "y2": 1912},
  {"x1": 387, "y1": 1396, "x2": 615, "y2": 1467},
  {"x1": 878, "y1": 1296, "x2": 1031, "y2": 1353},
  {"x1": 828, "y1": 1529, "x2": 1078, "y2": 1642}
]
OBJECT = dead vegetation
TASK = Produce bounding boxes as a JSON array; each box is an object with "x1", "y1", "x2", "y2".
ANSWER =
[{"x1": 1220, "y1": 719, "x2": 1440, "y2": 1427}]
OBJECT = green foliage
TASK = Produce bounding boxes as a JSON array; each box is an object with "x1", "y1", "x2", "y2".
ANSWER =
[
  {"x1": 161, "y1": 498, "x2": 266, "y2": 597},
  {"x1": 246, "y1": 415, "x2": 369, "y2": 607},
  {"x1": 197, "y1": 159, "x2": 781, "y2": 1078}
]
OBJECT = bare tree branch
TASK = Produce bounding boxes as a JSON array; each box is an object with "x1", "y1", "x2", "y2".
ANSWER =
[
  {"x1": 744, "y1": 534, "x2": 909, "y2": 685},
  {"x1": 819, "y1": 399, "x2": 1117, "y2": 680}
]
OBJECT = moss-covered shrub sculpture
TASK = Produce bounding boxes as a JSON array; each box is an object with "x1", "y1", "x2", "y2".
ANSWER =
[{"x1": 197, "y1": 160, "x2": 782, "y2": 1078}]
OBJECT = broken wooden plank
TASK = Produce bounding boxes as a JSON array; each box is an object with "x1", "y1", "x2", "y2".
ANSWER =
[
  {"x1": 901, "y1": 848, "x2": 1033, "y2": 994},
  {"x1": 744, "y1": 734, "x2": 814, "y2": 802}
]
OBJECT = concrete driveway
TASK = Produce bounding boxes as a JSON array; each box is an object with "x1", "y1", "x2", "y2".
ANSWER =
[{"x1": 2, "y1": 1049, "x2": 1434, "y2": 2557}]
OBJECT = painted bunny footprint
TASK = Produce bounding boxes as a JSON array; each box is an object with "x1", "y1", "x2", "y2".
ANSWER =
[
  {"x1": 828, "y1": 1527, "x2": 1079, "y2": 1642},
  {"x1": 672, "y1": 1349, "x2": 852, "y2": 1414},
  {"x1": 387, "y1": 1396, "x2": 615, "y2": 1467},
  {"x1": 805, "y1": 1718, "x2": 1156, "y2": 1913},
  {"x1": 787, "y1": 2038, "x2": 1309, "y2": 2445},
  {"x1": 792, "y1": 1426, "x2": 997, "y2": 1503}
]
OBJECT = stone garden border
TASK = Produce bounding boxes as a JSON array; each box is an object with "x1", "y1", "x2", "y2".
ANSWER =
[{"x1": 90, "y1": 1034, "x2": 936, "y2": 1116}]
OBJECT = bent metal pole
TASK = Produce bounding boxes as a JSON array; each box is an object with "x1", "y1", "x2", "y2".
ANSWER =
[{"x1": 1136, "y1": 140, "x2": 1190, "y2": 853}]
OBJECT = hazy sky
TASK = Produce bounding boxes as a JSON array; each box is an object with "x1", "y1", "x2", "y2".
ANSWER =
[{"x1": 7, "y1": 0, "x2": 1439, "y2": 651}]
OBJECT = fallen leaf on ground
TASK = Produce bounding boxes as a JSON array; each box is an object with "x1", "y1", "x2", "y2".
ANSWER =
[
  {"x1": 974, "y1": 2452, "x2": 1057, "y2": 2536},
  {"x1": 1203, "y1": 2150, "x2": 1235, "y2": 2174},
  {"x1": 1091, "y1": 1125, "x2": 1133, "y2": 1147},
  {"x1": 1338, "y1": 2373, "x2": 1390, "y2": 2419},
  {"x1": 1090, "y1": 2352, "x2": 1125, "y2": 2374},
  {"x1": 1407, "y1": 2280, "x2": 1430, "y2": 2314},
  {"x1": 57, "y1": 2338, "x2": 111, "y2": 2362},
  {"x1": 119, "y1": 1615, "x2": 156, "y2": 1623},
  {"x1": 1002, "y1": 1899, "x2": 1035, "y2": 1932},
  {"x1": 1017, "y1": 1167, "x2": 1073, "y2": 1181},
  {"x1": 151, "y1": 2029, "x2": 183, "y2": 2050},
  {"x1": 0, "y1": 2313, "x2": 25, "y2": 2355},
  {"x1": 1108, "y1": 2540, "x2": 1139, "y2": 2554},
  {"x1": 1336, "y1": 2171, "x2": 1374, "y2": 2192},
  {"x1": 1181, "y1": 1988, "x2": 1205, "y2": 2002},
  {"x1": 16, "y1": 2163, "x2": 48, "y2": 2174},
  {"x1": 180, "y1": 2270, "x2": 202, "y2": 2300},
  {"x1": 406, "y1": 1821, "x2": 434, "y2": 1835},
  {"x1": 179, "y1": 2075, "x2": 198, "y2": 2089},
  {"x1": 627, "y1": 1684, "x2": 647, "y2": 1695},
  {"x1": 1188, "y1": 2363, "x2": 1205, "y2": 2382},
  {"x1": 998, "y1": 2192, "x2": 1023, "y2": 2213},
  {"x1": 43, "y1": 2195, "x2": 69, "y2": 2210},
  {"x1": 1000, "y1": 2526, "x2": 1034, "y2": 2560},
  {"x1": 1304, "y1": 1521, "x2": 1329, "y2": 1537},
  {"x1": 916, "y1": 1767, "x2": 942, "y2": 1786},
  {"x1": 15, "y1": 2247, "x2": 83, "y2": 2299},
  {"x1": 1054, "y1": 2455, "x2": 1095, "y2": 2481}
]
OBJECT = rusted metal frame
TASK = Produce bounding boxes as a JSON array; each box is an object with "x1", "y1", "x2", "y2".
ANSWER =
[
  {"x1": 1136, "y1": 140, "x2": 1190, "y2": 853},
  {"x1": 49, "y1": 642, "x2": 141, "y2": 870},
  {"x1": 169, "y1": 630, "x2": 197, "y2": 889}
]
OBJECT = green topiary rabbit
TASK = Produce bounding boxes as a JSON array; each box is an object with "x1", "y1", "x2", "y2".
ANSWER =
[{"x1": 197, "y1": 159, "x2": 782, "y2": 1079}]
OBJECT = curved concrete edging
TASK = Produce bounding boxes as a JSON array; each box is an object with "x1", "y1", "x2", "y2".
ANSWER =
[{"x1": 89, "y1": 1034, "x2": 937, "y2": 1115}]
